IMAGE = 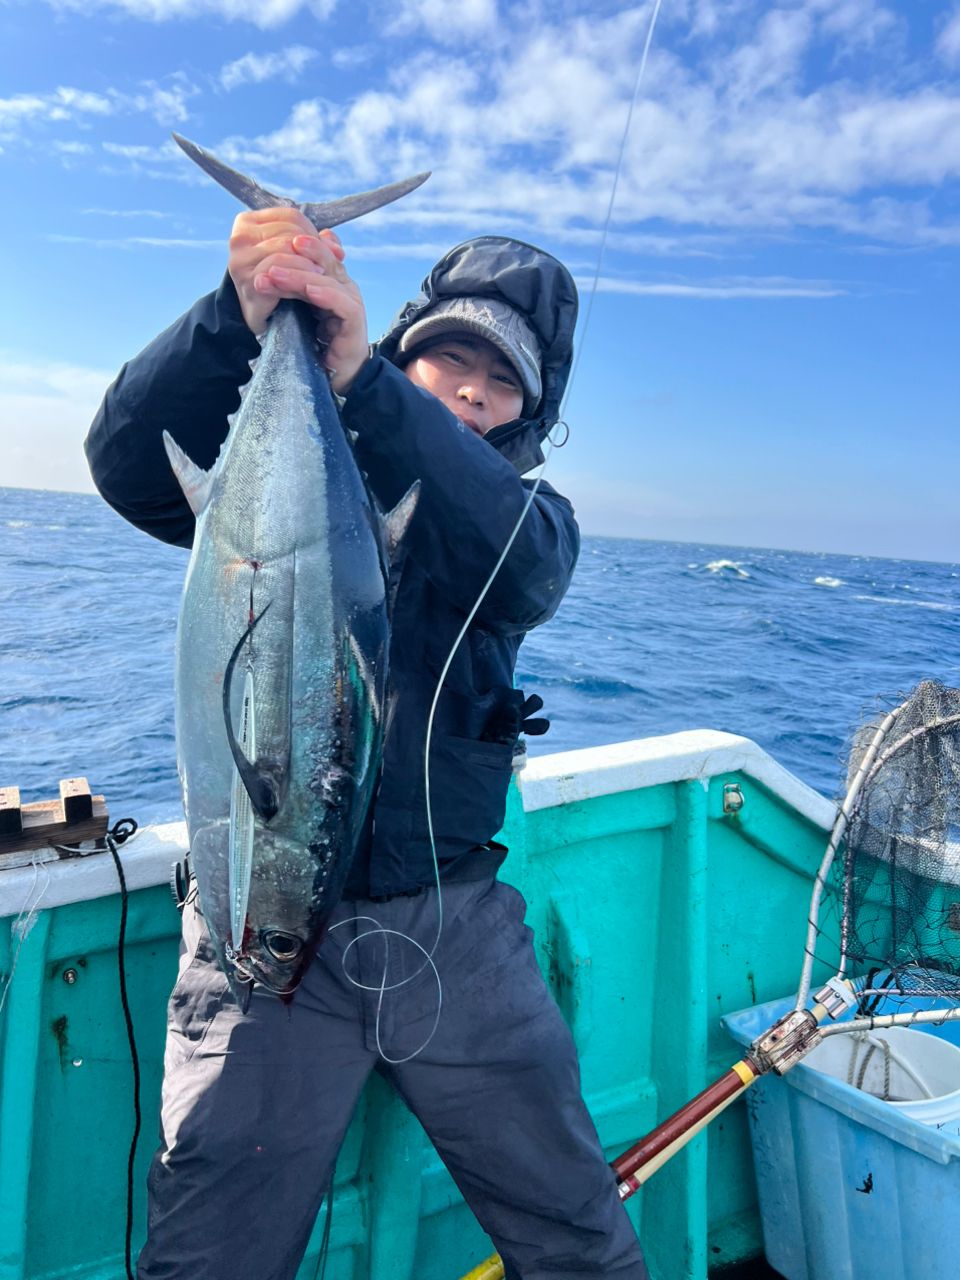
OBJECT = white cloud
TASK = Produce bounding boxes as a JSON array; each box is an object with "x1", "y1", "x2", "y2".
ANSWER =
[
  {"x1": 48, "y1": 233, "x2": 223, "y2": 249},
  {"x1": 0, "y1": 86, "x2": 113, "y2": 134},
  {"x1": 126, "y1": 79, "x2": 195, "y2": 124},
  {"x1": 686, "y1": 0, "x2": 898, "y2": 53},
  {"x1": 723, "y1": 7, "x2": 814, "y2": 104},
  {"x1": 21, "y1": 1, "x2": 956, "y2": 255},
  {"x1": 0, "y1": 355, "x2": 115, "y2": 494},
  {"x1": 45, "y1": 0, "x2": 335, "y2": 27},
  {"x1": 81, "y1": 207, "x2": 170, "y2": 218},
  {"x1": 331, "y1": 44, "x2": 377, "y2": 70},
  {"x1": 220, "y1": 45, "x2": 318, "y2": 91},
  {"x1": 686, "y1": 0, "x2": 753, "y2": 41},
  {"x1": 102, "y1": 140, "x2": 172, "y2": 159},
  {"x1": 583, "y1": 274, "x2": 846, "y2": 299},
  {"x1": 0, "y1": 356, "x2": 113, "y2": 402},
  {"x1": 0, "y1": 76, "x2": 196, "y2": 143},
  {"x1": 806, "y1": 0, "x2": 898, "y2": 47},
  {"x1": 216, "y1": 3, "x2": 960, "y2": 251},
  {"x1": 937, "y1": 7, "x2": 960, "y2": 65},
  {"x1": 49, "y1": 231, "x2": 455, "y2": 260},
  {"x1": 386, "y1": 0, "x2": 497, "y2": 44}
]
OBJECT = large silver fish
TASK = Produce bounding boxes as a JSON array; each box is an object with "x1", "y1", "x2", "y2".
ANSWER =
[{"x1": 164, "y1": 136, "x2": 425, "y2": 1004}]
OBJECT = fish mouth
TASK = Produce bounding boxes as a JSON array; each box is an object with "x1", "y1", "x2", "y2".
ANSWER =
[
  {"x1": 224, "y1": 931, "x2": 310, "y2": 1002},
  {"x1": 245, "y1": 956, "x2": 306, "y2": 1001}
]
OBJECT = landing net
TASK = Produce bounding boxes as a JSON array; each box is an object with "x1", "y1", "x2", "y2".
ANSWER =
[{"x1": 798, "y1": 679, "x2": 960, "y2": 1028}]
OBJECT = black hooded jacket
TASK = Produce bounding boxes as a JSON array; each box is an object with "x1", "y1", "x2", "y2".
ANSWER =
[{"x1": 84, "y1": 236, "x2": 580, "y2": 897}]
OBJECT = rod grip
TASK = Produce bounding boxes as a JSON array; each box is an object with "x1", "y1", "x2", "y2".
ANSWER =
[{"x1": 612, "y1": 1059, "x2": 758, "y2": 1188}]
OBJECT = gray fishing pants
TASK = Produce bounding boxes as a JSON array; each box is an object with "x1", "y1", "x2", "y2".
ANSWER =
[{"x1": 139, "y1": 879, "x2": 649, "y2": 1280}]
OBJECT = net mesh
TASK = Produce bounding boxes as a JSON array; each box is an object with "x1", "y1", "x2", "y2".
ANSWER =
[{"x1": 835, "y1": 680, "x2": 960, "y2": 1014}]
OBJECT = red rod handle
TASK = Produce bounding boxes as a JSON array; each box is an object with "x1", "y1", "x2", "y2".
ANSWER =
[{"x1": 613, "y1": 1058, "x2": 759, "y2": 1194}]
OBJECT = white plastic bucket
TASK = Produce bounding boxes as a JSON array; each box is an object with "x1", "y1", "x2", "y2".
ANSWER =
[{"x1": 805, "y1": 1027, "x2": 960, "y2": 1133}]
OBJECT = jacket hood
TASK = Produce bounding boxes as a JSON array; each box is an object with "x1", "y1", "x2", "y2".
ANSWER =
[{"x1": 375, "y1": 236, "x2": 578, "y2": 474}]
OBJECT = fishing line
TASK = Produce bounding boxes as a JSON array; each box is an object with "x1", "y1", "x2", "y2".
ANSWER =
[
  {"x1": 343, "y1": 0, "x2": 667, "y2": 1063},
  {"x1": 0, "y1": 852, "x2": 51, "y2": 1019},
  {"x1": 330, "y1": 913, "x2": 443, "y2": 1065}
]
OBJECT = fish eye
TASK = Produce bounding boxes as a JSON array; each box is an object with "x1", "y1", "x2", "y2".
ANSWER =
[{"x1": 261, "y1": 929, "x2": 304, "y2": 961}]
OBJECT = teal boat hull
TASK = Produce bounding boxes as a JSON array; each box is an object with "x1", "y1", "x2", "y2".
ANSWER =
[{"x1": 0, "y1": 731, "x2": 835, "y2": 1280}]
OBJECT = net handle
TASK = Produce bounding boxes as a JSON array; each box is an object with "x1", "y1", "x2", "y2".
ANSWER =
[{"x1": 820, "y1": 1006, "x2": 960, "y2": 1037}]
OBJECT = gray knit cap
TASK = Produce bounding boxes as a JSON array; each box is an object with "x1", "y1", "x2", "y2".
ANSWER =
[{"x1": 398, "y1": 295, "x2": 542, "y2": 415}]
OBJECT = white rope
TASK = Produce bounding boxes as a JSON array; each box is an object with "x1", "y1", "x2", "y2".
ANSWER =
[{"x1": 0, "y1": 853, "x2": 51, "y2": 1018}]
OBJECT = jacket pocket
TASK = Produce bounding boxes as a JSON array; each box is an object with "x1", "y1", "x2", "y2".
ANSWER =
[{"x1": 427, "y1": 733, "x2": 514, "y2": 847}]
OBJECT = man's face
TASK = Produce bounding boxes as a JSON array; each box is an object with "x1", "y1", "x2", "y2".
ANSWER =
[{"x1": 403, "y1": 335, "x2": 525, "y2": 436}]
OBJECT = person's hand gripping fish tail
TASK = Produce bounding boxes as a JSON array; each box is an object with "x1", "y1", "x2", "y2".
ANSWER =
[{"x1": 175, "y1": 130, "x2": 428, "y2": 393}]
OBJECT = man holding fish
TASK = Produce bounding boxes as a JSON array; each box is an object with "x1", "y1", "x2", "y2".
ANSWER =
[{"x1": 87, "y1": 176, "x2": 648, "y2": 1279}]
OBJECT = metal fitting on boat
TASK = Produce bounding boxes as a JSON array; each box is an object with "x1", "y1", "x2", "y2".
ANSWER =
[
  {"x1": 62, "y1": 968, "x2": 78, "y2": 985},
  {"x1": 722, "y1": 783, "x2": 744, "y2": 814}
]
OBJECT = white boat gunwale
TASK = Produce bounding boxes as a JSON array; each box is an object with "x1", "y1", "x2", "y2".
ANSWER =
[{"x1": 0, "y1": 731, "x2": 835, "y2": 918}]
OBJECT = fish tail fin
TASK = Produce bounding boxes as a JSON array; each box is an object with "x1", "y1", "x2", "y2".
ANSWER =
[{"x1": 172, "y1": 133, "x2": 429, "y2": 230}]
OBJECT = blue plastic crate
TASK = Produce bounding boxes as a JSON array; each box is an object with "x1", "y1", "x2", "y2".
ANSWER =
[{"x1": 723, "y1": 997, "x2": 960, "y2": 1280}]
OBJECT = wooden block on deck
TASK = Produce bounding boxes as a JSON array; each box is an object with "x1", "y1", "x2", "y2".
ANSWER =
[
  {"x1": 0, "y1": 787, "x2": 22, "y2": 836},
  {"x1": 60, "y1": 777, "x2": 93, "y2": 823},
  {"x1": 0, "y1": 794, "x2": 108, "y2": 859}
]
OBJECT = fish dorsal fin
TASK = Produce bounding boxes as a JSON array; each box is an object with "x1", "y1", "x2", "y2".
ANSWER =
[
  {"x1": 172, "y1": 133, "x2": 429, "y2": 230},
  {"x1": 163, "y1": 431, "x2": 216, "y2": 517},
  {"x1": 382, "y1": 481, "x2": 420, "y2": 563}
]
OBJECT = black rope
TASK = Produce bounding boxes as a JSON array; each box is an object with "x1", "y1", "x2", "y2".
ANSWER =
[
  {"x1": 106, "y1": 819, "x2": 140, "y2": 1280},
  {"x1": 311, "y1": 1184, "x2": 334, "y2": 1280}
]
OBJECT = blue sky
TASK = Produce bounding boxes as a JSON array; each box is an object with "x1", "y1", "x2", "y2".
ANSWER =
[{"x1": 1, "y1": 0, "x2": 957, "y2": 560}]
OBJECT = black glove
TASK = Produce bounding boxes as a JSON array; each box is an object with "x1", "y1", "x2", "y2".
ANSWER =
[
  {"x1": 519, "y1": 693, "x2": 549, "y2": 736},
  {"x1": 481, "y1": 689, "x2": 550, "y2": 743}
]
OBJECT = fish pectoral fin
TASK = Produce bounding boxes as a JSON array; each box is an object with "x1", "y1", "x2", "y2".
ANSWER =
[
  {"x1": 222, "y1": 603, "x2": 289, "y2": 823},
  {"x1": 239, "y1": 756, "x2": 288, "y2": 824},
  {"x1": 163, "y1": 431, "x2": 216, "y2": 517},
  {"x1": 381, "y1": 480, "x2": 420, "y2": 563}
]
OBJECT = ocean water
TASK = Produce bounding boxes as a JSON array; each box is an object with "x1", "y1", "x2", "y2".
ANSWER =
[{"x1": 1, "y1": 485, "x2": 957, "y2": 826}]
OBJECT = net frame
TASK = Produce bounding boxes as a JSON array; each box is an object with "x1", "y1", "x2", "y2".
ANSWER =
[{"x1": 796, "y1": 680, "x2": 960, "y2": 1037}]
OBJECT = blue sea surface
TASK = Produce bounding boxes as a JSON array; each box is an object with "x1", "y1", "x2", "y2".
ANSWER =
[{"x1": 1, "y1": 486, "x2": 957, "y2": 825}]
